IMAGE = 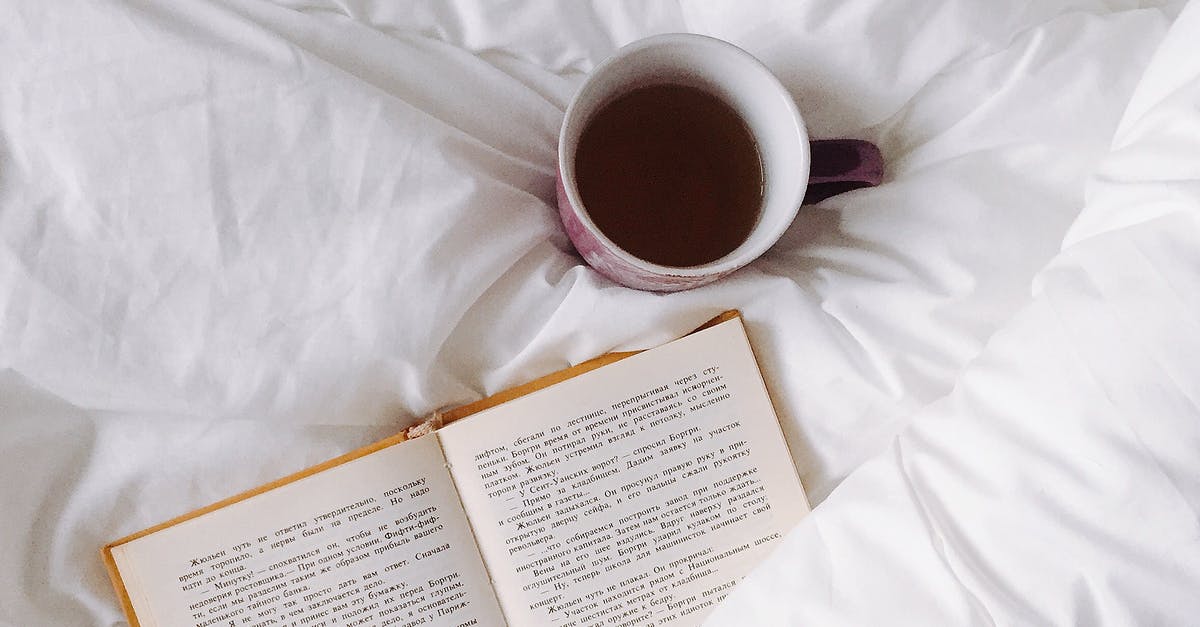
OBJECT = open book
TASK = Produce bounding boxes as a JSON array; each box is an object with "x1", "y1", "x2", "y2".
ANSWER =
[{"x1": 103, "y1": 311, "x2": 809, "y2": 627}]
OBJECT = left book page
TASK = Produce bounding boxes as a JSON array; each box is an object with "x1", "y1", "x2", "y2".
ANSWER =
[{"x1": 106, "y1": 435, "x2": 506, "y2": 627}]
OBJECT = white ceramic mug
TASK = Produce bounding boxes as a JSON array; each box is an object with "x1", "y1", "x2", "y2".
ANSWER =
[{"x1": 557, "y1": 34, "x2": 883, "y2": 291}]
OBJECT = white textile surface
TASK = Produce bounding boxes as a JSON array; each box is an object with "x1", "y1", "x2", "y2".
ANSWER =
[
  {"x1": 709, "y1": 3, "x2": 1200, "y2": 623},
  {"x1": 0, "y1": 1, "x2": 1194, "y2": 625}
]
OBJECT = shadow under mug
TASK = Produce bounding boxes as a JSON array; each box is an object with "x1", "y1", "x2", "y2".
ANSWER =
[{"x1": 557, "y1": 34, "x2": 883, "y2": 292}]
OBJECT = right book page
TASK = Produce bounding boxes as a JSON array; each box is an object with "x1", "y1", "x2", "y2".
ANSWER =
[{"x1": 438, "y1": 316, "x2": 810, "y2": 627}]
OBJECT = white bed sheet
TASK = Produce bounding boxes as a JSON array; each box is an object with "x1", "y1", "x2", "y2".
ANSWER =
[
  {"x1": 709, "y1": 3, "x2": 1200, "y2": 623},
  {"x1": 0, "y1": 0, "x2": 1191, "y2": 624}
]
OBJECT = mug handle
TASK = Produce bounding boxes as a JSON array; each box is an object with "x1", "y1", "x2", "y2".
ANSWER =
[{"x1": 803, "y1": 139, "x2": 885, "y2": 204}]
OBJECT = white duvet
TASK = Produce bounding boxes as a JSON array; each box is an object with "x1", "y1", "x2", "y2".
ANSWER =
[
  {"x1": 709, "y1": 3, "x2": 1200, "y2": 623},
  {"x1": 1, "y1": 1, "x2": 1196, "y2": 625}
]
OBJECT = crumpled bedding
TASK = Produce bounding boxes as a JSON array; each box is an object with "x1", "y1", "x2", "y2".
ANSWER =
[
  {"x1": 708, "y1": 3, "x2": 1200, "y2": 623},
  {"x1": 0, "y1": 1, "x2": 1194, "y2": 625}
]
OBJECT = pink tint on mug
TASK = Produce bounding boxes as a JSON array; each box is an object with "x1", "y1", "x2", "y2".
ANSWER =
[{"x1": 557, "y1": 34, "x2": 883, "y2": 292}]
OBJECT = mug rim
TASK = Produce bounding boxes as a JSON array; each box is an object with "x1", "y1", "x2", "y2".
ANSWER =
[{"x1": 557, "y1": 32, "x2": 810, "y2": 278}]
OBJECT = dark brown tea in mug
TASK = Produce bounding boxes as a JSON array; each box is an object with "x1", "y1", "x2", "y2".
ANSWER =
[{"x1": 574, "y1": 84, "x2": 764, "y2": 267}]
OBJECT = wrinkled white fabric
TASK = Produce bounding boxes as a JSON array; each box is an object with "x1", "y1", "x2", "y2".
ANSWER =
[
  {"x1": 708, "y1": 2, "x2": 1200, "y2": 624},
  {"x1": 0, "y1": 0, "x2": 1191, "y2": 624}
]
